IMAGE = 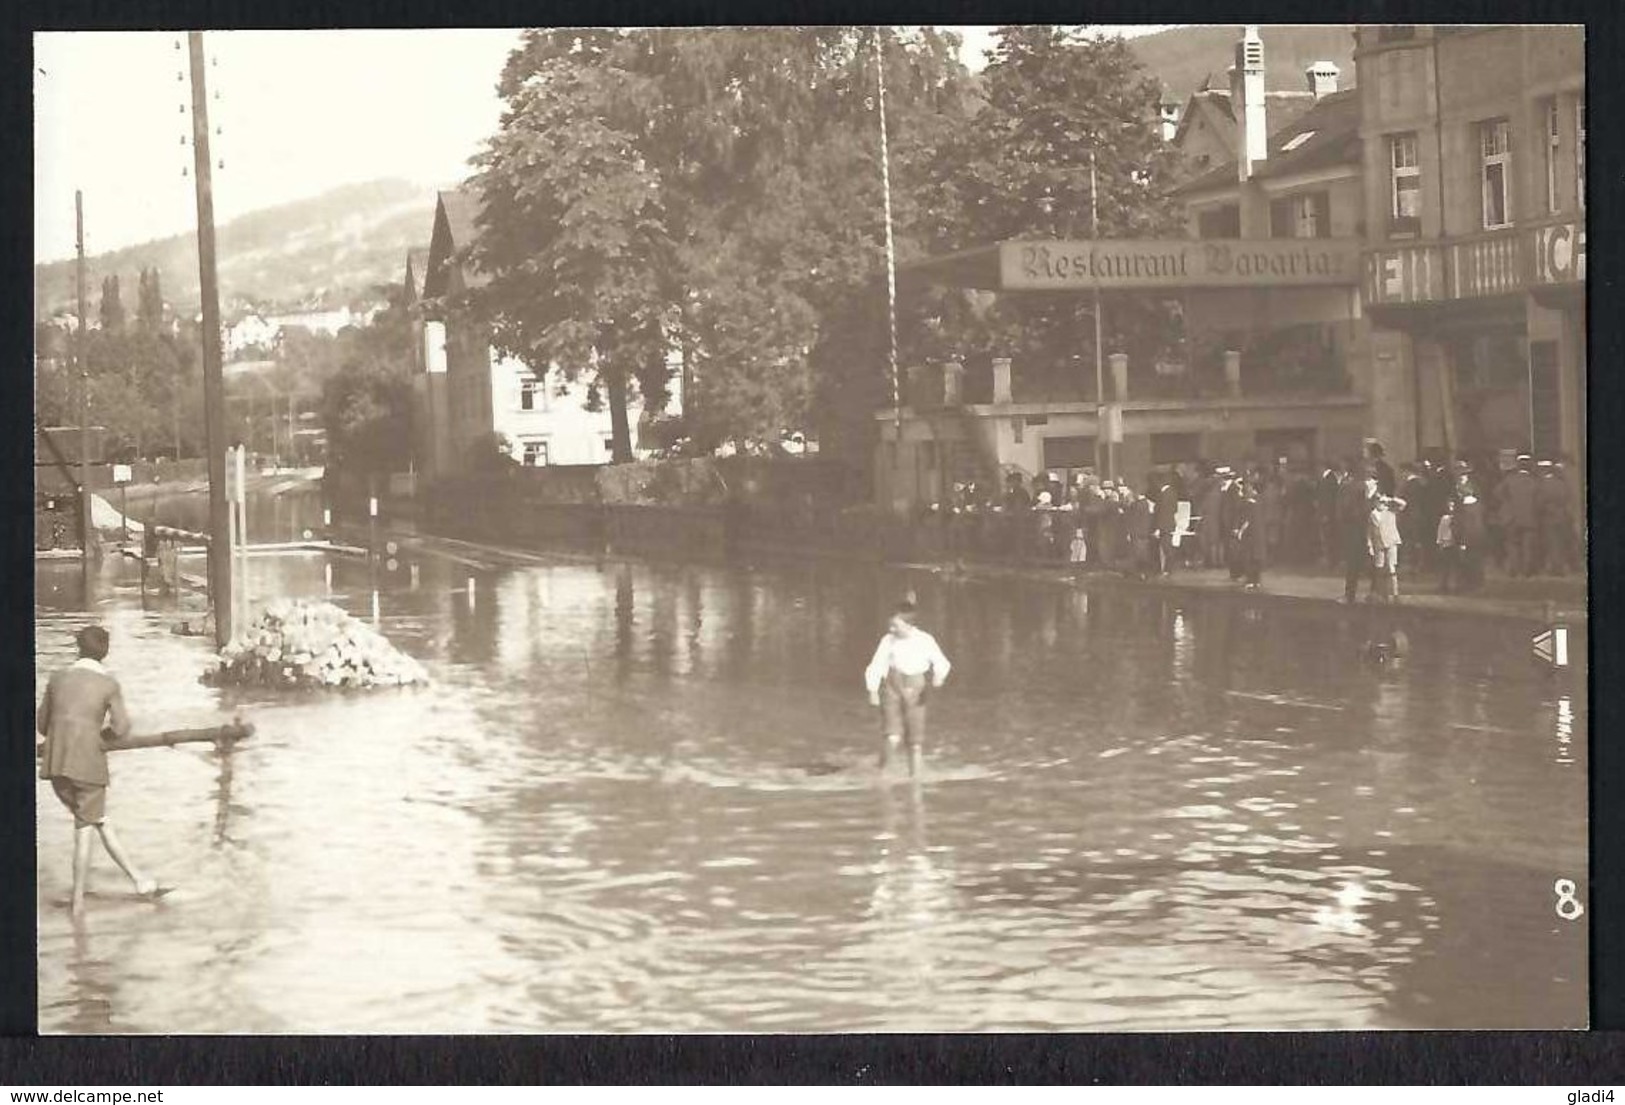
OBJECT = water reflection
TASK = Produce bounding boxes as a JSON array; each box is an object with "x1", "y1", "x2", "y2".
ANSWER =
[{"x1": 36, "y1": 539, "x2": 1587, "y2": 1033}]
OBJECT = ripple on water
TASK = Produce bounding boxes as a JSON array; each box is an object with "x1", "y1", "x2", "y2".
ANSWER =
[{"x1": 33, "y1": 553, "x2": 1588, "y2": 1032}]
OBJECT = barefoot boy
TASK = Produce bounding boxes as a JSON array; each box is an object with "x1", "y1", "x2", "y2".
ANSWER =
[
  {"x1": 864, "y1": 600, "x2": 951, "y2": 778},
  {"x1": 38, "y1": 625, "x2": 157, "y2": 914}
]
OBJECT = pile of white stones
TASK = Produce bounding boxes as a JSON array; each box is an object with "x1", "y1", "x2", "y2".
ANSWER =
[{"x1": 208, "y1": 599, "x2": 429, "y2": 690}]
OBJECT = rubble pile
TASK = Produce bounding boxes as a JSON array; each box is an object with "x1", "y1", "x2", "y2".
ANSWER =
[{"x1": 206, "y1": 600, "x2": 429, "y2": 690}]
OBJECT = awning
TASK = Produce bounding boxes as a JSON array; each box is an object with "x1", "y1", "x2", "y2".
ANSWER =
[{"x1": 898, "y1": 238, "x2": 1363, "y2": 293}]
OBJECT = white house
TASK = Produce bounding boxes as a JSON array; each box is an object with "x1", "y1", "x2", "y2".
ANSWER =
[
  {"x1": 225, "y1": 313, "x2": 279, "y2": 357},
  {"x1": 411, "y1": 188, "x2": 680, "y2": 474}
]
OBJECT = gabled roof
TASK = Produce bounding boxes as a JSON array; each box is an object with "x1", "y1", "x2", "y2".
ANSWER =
[
  {"x1": 438, "y1": 188, "x2": 481, "y2": 251},
  {"x1": 404, "y1": 246, "x2": 430, "y2": 303},
  {"x1": 1172, "y1": 86, "x2": 1317, "y2": 151},
  {"x1": 1172, "y1": 88, "x2": 1361, "y2": 196},
  {"x1": 423, "y1": 186, "x2": 488, "y2": 299}
]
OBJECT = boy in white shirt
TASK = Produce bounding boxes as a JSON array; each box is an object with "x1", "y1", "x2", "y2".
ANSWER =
[
  {"x1": 1367, "y1": 490, "x2": 1406, "y2": 603},
  {"x1": 864, "y1": 600, "x2": 951, "y2": 778}
]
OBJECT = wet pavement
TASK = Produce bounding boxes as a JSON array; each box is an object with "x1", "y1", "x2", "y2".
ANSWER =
[{"x1": 35, "y1": 498, "x2": 1588, "y2": 1032}]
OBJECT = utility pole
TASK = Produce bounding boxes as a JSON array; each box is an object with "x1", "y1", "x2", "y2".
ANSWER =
[
  {"x1": 76, "y1": 190, "x2": 91, "y2": 569},
  {"x1": 1089, "y1": 148, "x2": 1114, "y2": 481},
  {"x1": 189, "y1": 31, "x2": 232, "y2": 646}
]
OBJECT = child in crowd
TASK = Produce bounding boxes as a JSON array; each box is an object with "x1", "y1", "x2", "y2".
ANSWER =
[
  {"x1": 1368, "y1": 492, "x2": 1406, "y2": 603},
  {"x1": 1436, "y1": 499, "x2": 1462, "y2": 594}
]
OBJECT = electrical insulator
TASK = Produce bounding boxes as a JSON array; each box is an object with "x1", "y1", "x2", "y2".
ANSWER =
[
  {"x1": 177, "y1": 71, "x2": 184, "y2": 81},
  {"x1": 182, "y1": 165, "x2": 189, "y2": 177},
  {"x1": 179, "y1": 103, "x2": 185, "y2": 113},
  {"x1": 180, "y1": 135, "x2": 187, "y2": 145},
  {"x1": 218, "y1": 159, "x2": 224, "y2": 170}
]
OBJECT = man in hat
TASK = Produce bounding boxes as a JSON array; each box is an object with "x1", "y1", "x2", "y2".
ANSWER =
[
  {"x1": 37, "y1": 625, "x2": 159, "y2": 914},
  {"x1": 1196, "y1": 465, "x2": 1225, "y2": 570},
  {"x1": 1366, "y1": 441, "x2": 1397, "y2": 498},
  {"x1": 1339, "y1": 467, "x2": 1379, "y2": 602},
  {"x1": 1496, "y1": 454, "x2": 1541, "y2": 577},
  {"x1": 1536, "y1": 458, "x2": 1577, "y2": 575}
]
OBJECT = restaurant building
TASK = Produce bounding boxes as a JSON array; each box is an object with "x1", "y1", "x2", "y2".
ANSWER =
[
  {"x1": 877, "y1": 24, "x2": 1584, "y2": 514},
  {"x1": 881, "y1": 28, "x2": 1370, "y2": 510}
]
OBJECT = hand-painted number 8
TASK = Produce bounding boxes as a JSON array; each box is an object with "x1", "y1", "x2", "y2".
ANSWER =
[{"x1": 1554, "y1": 878, "x2": 1584, "y2": 921}]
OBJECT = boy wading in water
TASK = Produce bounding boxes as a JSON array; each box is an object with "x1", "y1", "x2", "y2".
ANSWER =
[
  {"x1": 864, "y1": 600, "x2": 951, "y2": 778},
  {"x1": 37, "y1": 626, "x2": 158, "y2": 914}
]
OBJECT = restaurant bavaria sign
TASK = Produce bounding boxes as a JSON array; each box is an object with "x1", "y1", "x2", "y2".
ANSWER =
[{"x1": 1001, "y1": 239, "x2": 1362, "y2": 291}]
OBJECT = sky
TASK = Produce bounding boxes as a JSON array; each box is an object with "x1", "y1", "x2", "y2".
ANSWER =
[{"x1": 34, "y1": 26, "x2": 1175, "y2": 264}]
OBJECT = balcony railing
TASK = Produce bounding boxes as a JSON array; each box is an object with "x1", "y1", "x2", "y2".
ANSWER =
[{"x1": 1364, "y1": 216, "x2": 1585, "y2": 307}]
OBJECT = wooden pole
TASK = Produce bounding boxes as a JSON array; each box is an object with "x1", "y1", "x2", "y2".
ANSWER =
[
  {"x1": 76, "y1": 191, "x2": 91, "y2": 568},
  {"x1": 189, "y1": 32, "x2": 232, "y2": 646},
  {"x1": 105, "y1": 721, "x2": 254, "y2": 752}
]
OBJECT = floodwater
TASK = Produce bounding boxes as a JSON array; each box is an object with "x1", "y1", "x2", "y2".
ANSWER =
[{"x1": 35, "y1": 501, "x2": 1587, "y2": 1032}]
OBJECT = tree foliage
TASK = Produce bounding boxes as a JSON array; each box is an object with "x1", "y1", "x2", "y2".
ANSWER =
[
  {"x1": 901, "y1": 26, "x2": 1188, "y2": 400},
  {"x1": 35, "y1": 314, "x2": 199, "y2": 461},
  {"x1": 467, "y1": 27, "x2": 980, "y2": 458},
  {"x1": 458, "y1": 26, "x2": 1180, "y2": 464},
  {"x1": 98, "y1": 275, "x2": 125, "y2": 334},
  {"x1": 315, "y1": 285, "x2": 416, "y2": 475}
]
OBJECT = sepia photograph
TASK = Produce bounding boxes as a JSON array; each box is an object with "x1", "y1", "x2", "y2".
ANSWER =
[{"x1": 32, "y1": 23, "x2": 1587, "y2": 1034}]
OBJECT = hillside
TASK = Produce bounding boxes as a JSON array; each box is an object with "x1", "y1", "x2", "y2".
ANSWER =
[
  {"x1": 35, "y1": 178, "x2": 439, "y2": 319},
  {"x1": 1127, "y1": 24, "x2": 1357, "y2": 101}
]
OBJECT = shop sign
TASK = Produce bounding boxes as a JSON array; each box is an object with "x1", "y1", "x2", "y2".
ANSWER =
[
  {"x1": 1531, "y1": 221, "x2": 1585, "y2": 286},
  {"x1": 1001, "y1": 239, "x2": 1361, "y2": 291},
  {"x1": 1366, "y1": 245, "x2": 1445, "y2": 305}
]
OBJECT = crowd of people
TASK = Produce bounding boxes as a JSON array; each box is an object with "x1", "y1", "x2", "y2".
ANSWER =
[{"x1": 922, "y1": 442, "x2": 1582, "y2": 598}]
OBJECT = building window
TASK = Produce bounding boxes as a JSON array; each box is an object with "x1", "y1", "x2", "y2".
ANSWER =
[
  {"x1": 1389, "y1": 133, "x2": 1421, "y2": 230},
  {"x1": 1295, "y1": 192, "x2": 1328, "y2": 238},
  {"x1": 1577, "y1": 97, "x2": 1586, "y2": 210},
  {"x1": 1197, "y1": 204, "x2": 1240, "y2": 239},
  {"x1": 1479, "y1": 118, "x2": 1512, "y2": 229},
  {"x1": 520, "y1": 438, "x2": 549, "y2": 467},
  {"x1": 1269, "y1": 192, "x2": 1329, "y2": 239},
  {"x1": 1544, "y1": 98, "x2": 1562, "y2": 214},
  {"x1": 518, "y1": 373, "x2": 542, "y2": 411},
  {"x1": 602, "y1": 435, "x2": 616, "y2": 455}
]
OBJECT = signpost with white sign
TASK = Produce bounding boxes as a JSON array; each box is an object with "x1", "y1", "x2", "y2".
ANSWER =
[{"x1": 113, "y1": 463, "x2": 132, "y2": 542}]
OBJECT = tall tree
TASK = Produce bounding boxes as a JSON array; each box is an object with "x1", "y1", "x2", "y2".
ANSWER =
[
  {"x1": 468, "y1": 26, "x2": 979, "y2": 457},
  {"x1": 137, "y1": 267, "x2": 166, "y2": 333},
  {"x1": 316, "y1": 284, "x2": 416, "y2": 474},
  {"x1": 468, "y1": 30, "x2": 671, "y2": 463},
  {"x1": 98, "y1": 274, "x2": 125, "y2": 333},
  {"x1": 912, "y1": 26, "x2": 1187, "y2": 400}
]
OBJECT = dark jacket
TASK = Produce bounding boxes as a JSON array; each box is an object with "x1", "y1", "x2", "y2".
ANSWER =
[
  {"x1": 1537, "y1": 475, "x2": 1573, "y2": 526},
  {"x1": 1456, "y1": 497, "x2": 1488, "y2": 547},
  {"x1": 1154, "y1": 484, "x2": 1179, "y2": 533},
  {"x1": 1371, "y1": 458, "x2": 1397, "y2": 497},
  {"x1": 1497, "y1": 470, "x2": 1540, "y2": 528},
  {"x1": 37, "y1": 659, "x2": 131, "y2": 786}
]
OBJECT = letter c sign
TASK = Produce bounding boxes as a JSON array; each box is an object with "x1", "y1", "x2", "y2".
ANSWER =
[{"x1": 1547, "y1": 225, "x2": 1574, "y2": 281}]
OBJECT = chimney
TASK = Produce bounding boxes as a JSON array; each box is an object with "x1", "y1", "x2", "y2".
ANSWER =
[
  {"x1": 1160, "y1": 100, "x2": 1182, "y2": 142},
  {"x1": 1306, "y1": 61, "x2": 1340, "y2": 100},
  {"x1": 1232, "y1": 26, "x2": 1268, "y2": 182}
]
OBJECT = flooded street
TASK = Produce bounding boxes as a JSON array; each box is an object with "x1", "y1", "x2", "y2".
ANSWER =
[{"x1": 35, "y1": 512, "x2": 1587, "y2": 1032}]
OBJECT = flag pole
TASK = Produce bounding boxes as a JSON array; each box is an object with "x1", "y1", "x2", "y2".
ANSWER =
[{"x1": 873, "y1": 27, "x2": 901, "y2": 436}]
